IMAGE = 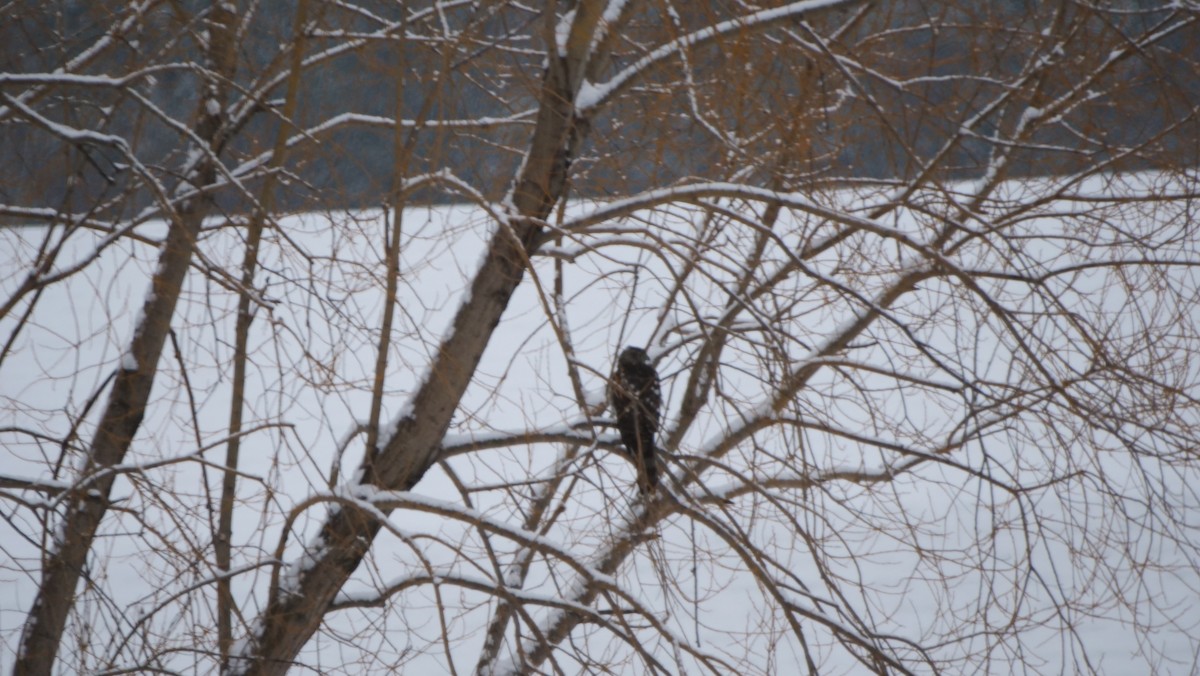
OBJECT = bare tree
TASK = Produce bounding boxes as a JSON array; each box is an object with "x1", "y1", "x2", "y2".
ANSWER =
[{"x1": 2, "y1": 1, "x2": 1199, "y2": 674}]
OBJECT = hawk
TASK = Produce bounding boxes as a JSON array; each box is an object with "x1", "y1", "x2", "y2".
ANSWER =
[{"x1": 609, "y1": 346, "x2": 661, "y2": 494}]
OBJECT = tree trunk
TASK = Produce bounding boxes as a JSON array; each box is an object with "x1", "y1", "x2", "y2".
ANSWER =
[{"x1": 231, "y1": 4, "x2": 610, "y2": 673}]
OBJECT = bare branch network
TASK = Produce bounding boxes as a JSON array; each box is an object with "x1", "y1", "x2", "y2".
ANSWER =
[{"x1": 2, "y1": 1, "x2": 1199, "y2": 674}]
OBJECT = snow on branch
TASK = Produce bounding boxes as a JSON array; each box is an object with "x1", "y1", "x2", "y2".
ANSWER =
[
  {"x1": 0, "y1": 0, "x2": 156, "y2": 121},
  {"x1": 577, "y1": 0, "x2": 861, "y2": 111},
  {"x1": 325, "y1": 488, "x2": 724, "y2": 674},
  {"x1": 490, "y1": 254, "x2": 943, "y2": 671},
  {"x1": 439, "y1": 418, "x2": 615, "y2": 458},
  {"x1": 560, "y1": 181, "x2": 936, "y2": 261},
  {"x1": 2, "y1": 92, "x2": 134, "y2": 151},
  {"x1": 0, "y1": 65, "x2": 187, "y2": 89},
  {"x1": 266, "y1": 485, "x2": 622, "y2": 605}
]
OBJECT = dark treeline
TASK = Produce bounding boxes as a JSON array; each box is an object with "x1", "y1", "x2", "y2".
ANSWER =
[{"x1": 2, "y1": 0, "x2": 1196, "y2": 216}]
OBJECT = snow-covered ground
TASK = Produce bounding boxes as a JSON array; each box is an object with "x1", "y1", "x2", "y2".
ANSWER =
[{"x1": 2, "y1": 174, "x2": 1199, "y2": 673}]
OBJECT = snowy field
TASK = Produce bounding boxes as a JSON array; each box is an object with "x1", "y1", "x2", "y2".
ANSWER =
[{"x1": 2, "y1": 173, "x2": 1199, "y2": 674}]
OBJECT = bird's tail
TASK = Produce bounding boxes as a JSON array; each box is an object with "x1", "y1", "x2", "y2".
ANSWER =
[{"x1": 639, "y1": 449, "x2": 658, "y2": 495}]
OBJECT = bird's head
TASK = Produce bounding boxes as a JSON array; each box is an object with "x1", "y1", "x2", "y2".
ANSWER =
[{"x1": 618, "y1": 346, "x2": 651, "y2": 368}]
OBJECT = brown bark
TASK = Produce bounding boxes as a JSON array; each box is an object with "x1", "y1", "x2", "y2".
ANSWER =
[
  {"x1": 217, "y1": 0, "x2": 305, "y2": 667},
  {"x1": 14, "y1": 207, "x2": 206, "y2": 676},
  {"x1": 14, "y1": 4, "x2": 236, "y2": 672},
  {"x1": 232, "y1": 4, "x2": 610, "y2": 674},
  {"x1": 515, "y1": 268, "x2": 931, "y2": 674}
]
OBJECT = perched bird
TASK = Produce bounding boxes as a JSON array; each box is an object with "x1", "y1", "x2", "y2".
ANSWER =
[{"x1": 608, "y1": 346, "x2": 662, "y2": 494}]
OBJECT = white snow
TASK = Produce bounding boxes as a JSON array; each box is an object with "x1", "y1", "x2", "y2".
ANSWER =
[
  {"x1": 3, "y1": 172, "x2": 1198, "y2": 674},
  {"x1": 554, "y1": 9, "x2": 576, "y2": 57},
  {"x1": 578, "y1": 0, "x2": 857, "y2": 111}
]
